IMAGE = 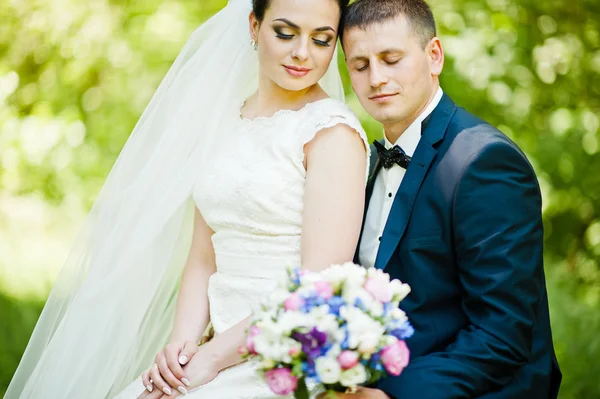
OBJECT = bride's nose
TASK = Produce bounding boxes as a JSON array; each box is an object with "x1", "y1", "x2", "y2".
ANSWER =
[{"x1": 291, "y1": 39, "x2": 309, "y2": 62}]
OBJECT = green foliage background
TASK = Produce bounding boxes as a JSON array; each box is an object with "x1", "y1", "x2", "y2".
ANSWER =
[{"x1": 0, "y1": 0, "x2": 598, "y2": 397}]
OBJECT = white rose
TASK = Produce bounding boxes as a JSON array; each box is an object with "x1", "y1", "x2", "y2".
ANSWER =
[
  {"x1": 343, "y1": 265, "x2": 367, "y2": 289},
  {"x1": 390, "y1": 308, "x2": 408, "y2": 322},
  {"x1": 267, "y1": 287, "x2": 290, "y2": 306},
  {"x1": 369, "y1": 300, "x2": 384, "y2": 317},
  {"x1": 278, "y1": 311, "x2": 309, "y2": 334},
  {"x1": 254, "y1": 335, "x2": 299, "y2": 362},
  {"x1": 320, "y1": 264, "x2": 347, "y2": 290},
  {"x1": 346, "y1": 311, "x2": 385, "y2": 351},
  {"x1": 357, "y1": 332, "x2": 381, "y2": 354},
  {"x1": 315, "y1": 356, "x2": 342, "y2": 384},
  {"x1": 340, "y1": 363, "x2": 368, "y2": 387},
  {"x1": 389, "y1": 279, "x2": 411, "y2": 302}
]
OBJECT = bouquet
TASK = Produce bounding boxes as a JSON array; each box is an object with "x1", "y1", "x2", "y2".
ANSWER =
[{"x1": 239, "y1": 262, "x2": 414, "y2": 398}]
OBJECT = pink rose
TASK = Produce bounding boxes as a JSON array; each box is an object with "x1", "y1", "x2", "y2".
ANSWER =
[
  {"x1": 284, "y1": 292, "x2": 305, "y2": 311},
  {"x1": 380, "y1": 340, "x2": 410, "y2": 376},
  {"x1": 265, "y1": 368, "x2": 298, "y2": 395},
  {"x1": 364, "y1": 275, "x2": 392, "y2": 303},
  {"x1": 314, "y1": 280, "x2": 334, "y2": 300},
  {"x1": 289, "y1": 346, "x2": 301, "y2": 357},
  {"x1": 338, "y1": 350, "x2": 359, "y2": 370},
  {"x1": 245, "y1": 326, "x2": 261, "y2": 354}
]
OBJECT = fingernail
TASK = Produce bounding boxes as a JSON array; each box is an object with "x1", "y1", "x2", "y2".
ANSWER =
[
  {"x1": 178, "y1": 386, "x2": 188, "y2": 394},
  {"x1": 182, "y1": 378, "x2": 191, "y2": 387},
  {"x1": 179, "y1": 355, "x2": 188, "y2": 364},
  {"x1": 146, "y1": 384, "x2": 153, "y2": 392},
  {"x1": 163, "y1": 386, "x2": 172, "y2": 395}
]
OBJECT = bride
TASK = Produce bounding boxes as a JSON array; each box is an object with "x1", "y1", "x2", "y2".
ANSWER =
[{"x1": 6, "y1": 0, "x2": 369, "y2": 398}]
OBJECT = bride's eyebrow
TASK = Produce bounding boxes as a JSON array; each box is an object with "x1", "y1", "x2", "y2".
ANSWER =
[{"x1": 272, "y1": 18, "x2": 335, "y2": 33}]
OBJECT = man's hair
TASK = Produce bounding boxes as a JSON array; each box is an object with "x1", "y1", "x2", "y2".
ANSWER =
[{"x1": 341, "y1": 0, "x2": 437, "y2": 48}]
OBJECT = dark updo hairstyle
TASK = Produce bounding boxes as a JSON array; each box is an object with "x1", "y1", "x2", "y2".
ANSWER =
[{"x1": 252, "y1": 0, "x2": 351, "y2": 24}]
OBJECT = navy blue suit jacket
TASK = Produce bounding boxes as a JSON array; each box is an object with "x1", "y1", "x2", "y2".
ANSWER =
[{"x1": 361, "y1": 94, "x2": 562, "y2": 398}]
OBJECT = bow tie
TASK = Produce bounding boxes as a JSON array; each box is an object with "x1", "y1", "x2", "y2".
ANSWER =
[{"x1": 373, "y1": 140, "x2": 411, "y2": 169}]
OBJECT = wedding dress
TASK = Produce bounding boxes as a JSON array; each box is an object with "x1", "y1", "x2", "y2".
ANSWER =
[{"x1": 113, "y1": 99, "x2": 369, "y2": 398}]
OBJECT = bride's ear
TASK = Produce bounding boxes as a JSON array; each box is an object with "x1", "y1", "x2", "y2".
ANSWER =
[{"x1": 249, "y1": 12, "x2": 260, "y2": 44}]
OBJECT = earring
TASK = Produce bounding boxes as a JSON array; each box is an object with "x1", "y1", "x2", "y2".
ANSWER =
[{"x1": 250, "y1": 38, "x2": 258, "y2": 50}]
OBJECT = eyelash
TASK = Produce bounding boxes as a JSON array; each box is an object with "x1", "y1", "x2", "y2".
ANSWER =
[
  {"x1": 275, "y1": 33, "x2": 332, "y2": 47},
  {"x1": 356, "y1": 59, "x2": 400, "y2": 72}
]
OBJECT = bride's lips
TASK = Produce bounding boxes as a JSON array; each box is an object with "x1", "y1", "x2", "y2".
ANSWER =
[
  {"x1": 369, "y1": 93, "x2": 398, "y2": 103},
  {"x1": 283, "y1": 65, "x2": 312, "y2": 77}
]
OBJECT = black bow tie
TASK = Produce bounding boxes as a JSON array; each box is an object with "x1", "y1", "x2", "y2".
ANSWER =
[{"x1": 373, "y1": 140, "x2": 411, "y2": 169}]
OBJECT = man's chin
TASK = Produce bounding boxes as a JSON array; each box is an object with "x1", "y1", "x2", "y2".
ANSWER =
[{"x1": 369, "y1": 108, "x2": 402, "y2": 125}]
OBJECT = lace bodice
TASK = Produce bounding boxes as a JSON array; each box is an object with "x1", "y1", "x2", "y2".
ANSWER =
[
  {"x1": 192, "y1": 98, "x2": 369, "y2": 333},
  {"x1": 194, "y1": 98, "x2": 368, "y2": 266}
]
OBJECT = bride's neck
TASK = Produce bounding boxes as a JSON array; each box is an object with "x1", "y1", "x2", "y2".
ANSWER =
[{"x1": 251, "y1": 75, "x2": 321, "y2": 117}]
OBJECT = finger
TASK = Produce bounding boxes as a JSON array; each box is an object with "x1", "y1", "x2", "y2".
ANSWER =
[
  {"x1": 157, "y1": 354, "x2": 188, "y2": 395},
  {"x1": 178, "y1": 341, "x2": 198, "y2": 366},
  {"x1": 141, "y1": 370, "x2": 153, "y2": 393},
  {"x1": 149, "y1": 362, "x2": 173, "y2": 396},
  {"x1": 145, "y1": 388, "x2": 164, "y2": 399},
  {"x1": 164, "y1": 345, "x2": 190, "y2": 387}
]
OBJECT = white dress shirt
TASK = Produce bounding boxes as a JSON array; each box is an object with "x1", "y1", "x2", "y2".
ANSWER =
[{"x1": 359, "y1": 87, "x2": 444, "y2": 269}]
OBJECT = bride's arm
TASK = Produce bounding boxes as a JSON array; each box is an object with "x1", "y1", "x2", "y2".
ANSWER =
[
  {"x1": 143, "y1": 206, "x2": 217, "y2": 394},
  {"x1": 169, "y1": 207, "x2": 217, "y2": 344},
  {"x1": 203, "y1": 124, "x2": 367, "y2": 373}
]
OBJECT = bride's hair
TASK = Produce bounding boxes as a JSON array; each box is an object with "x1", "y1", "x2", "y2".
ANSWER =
[{"x1": 252, "y1": 0, "x2": 351, "y2": 24}]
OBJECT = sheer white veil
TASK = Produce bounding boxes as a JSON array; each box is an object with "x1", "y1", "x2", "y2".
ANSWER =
[{"x1": 5, "y1": 0, "x2": 344, "y2": 397}]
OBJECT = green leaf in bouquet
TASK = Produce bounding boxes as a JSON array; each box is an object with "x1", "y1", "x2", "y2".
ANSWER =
[
  {"x1": 294, "y1": 377, "x2": 310, "y2": 399},
  {"x1": 292, "y1": 361, "x2": 304, "y2": 377}
]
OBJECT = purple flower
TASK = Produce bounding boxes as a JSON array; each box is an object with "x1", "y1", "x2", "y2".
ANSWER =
[
  {"x1": 265, "y1": 368, "x2": 298, "y2": 395},
  {"x1": 293, "y1": 327, "x2": 328, "y2": 360}
]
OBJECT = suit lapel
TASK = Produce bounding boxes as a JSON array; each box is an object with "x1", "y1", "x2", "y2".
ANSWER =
[
  {"x1": 355, "y1": 151, "x2": 382, "y2": 263},
  {"x1": 374, "y1": 94, "x2": 457, "y2": 270}
]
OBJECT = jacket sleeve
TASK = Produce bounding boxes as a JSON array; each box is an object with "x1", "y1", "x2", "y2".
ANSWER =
[{"x1": 377, "y1": 140, "x2": 544, "y2": 398}]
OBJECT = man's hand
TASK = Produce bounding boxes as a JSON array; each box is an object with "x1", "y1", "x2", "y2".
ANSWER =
[{"x1": 317, "y1": 387, "x2": 391, "y2": 399}]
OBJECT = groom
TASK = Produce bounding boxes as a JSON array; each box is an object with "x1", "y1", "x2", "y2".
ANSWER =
[{"x1": 321, "y1": 0, "x2": 562, "y2": 398}]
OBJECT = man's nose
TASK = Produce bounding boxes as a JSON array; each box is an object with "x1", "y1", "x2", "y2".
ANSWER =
[{"x1": 369, "y1": 64, "x2": 388, "y2": 88}]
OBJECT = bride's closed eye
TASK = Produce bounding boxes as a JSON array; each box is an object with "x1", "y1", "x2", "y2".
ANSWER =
[{"x1": 274, "y1": 30, "x2": 333, "y2": 48}]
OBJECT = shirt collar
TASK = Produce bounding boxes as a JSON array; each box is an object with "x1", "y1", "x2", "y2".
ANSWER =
[{"x1": 384, "y1": 87, "x2": 444, "y2": 156}]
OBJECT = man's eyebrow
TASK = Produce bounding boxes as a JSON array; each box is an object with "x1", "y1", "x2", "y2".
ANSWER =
[
  {"x1": 348, "y1": 55, "x2": 368, "y2": 63},
  {"x1": 349, "y1": 49, "x2": 404, "y2": 62}
]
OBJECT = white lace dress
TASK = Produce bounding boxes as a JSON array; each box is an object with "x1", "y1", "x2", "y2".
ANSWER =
[{"x1": 113, "y1": 98, "x2": 369, "y2": 399}]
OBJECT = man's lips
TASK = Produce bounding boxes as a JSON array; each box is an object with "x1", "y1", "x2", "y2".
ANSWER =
[{"x1": 369, "y1": 93, "x2": 398, "y2": 102}]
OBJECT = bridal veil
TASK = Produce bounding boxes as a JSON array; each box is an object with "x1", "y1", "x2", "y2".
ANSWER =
[{"x1": 6, "y1": 0, "x2": 344, "y2": 397}]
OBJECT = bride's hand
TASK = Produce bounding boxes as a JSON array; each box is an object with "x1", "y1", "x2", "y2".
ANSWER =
[
  {"x1": 137, "y1": 343, "x2": 220, "y2": 399},
  {"x1": 141, "y1": 340, "x2": 198, "y2": 395}
]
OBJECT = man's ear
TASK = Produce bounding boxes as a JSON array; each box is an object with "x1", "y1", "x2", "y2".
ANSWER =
[{"x1": 428, "y1": 37, "x2": 444, "y2": 77}]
